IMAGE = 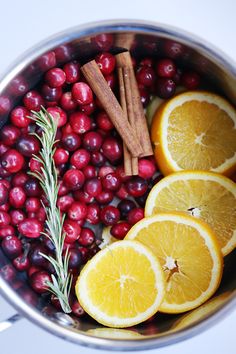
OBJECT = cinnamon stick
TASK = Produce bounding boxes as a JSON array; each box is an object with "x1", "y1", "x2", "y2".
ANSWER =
[
  {"x1": 81, "y1": 60, "x2": 143, "y2": 158},
  {"x1": 116, "y1": 52, "x2": 153, "y2": 157}
]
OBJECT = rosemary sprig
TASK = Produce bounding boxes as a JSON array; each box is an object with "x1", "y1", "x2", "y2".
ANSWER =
[{"x1": 29, "y1": 107, "x2": 72, "y2": 313}]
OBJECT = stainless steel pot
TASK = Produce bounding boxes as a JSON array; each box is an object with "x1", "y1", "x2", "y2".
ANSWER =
[{"x1": 0, "y1": 20, "x2": 235, "y2": 351}]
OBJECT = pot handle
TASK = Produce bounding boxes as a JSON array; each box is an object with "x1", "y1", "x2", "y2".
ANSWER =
[{"x1": 0, "y1": 313, "x2": 22, "y2": 332}]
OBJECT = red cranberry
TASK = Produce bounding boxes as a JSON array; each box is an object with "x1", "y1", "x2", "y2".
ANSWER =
[
  {"x1": 115, "y1": 166, "x2": 131, "y2": 183},
  {"x1": 156, "y1": 78, "x2": 176, "y2": 99},
  {"x1": 71, "y1": 299, "x2": 85, "y2": 317},
  {"x1": 2, "y1": 235, "x2": 22, "y2": 258},
  {"x1": 37, "y1": 51, "x2": 56, "y2": 71},
  {"x1": 68, "y1": 201, "x2": 87, "y2": 221},
  {"x1": 84, "y1": 178, "x2": 102, "y2": 197},
  {"x1": 96, "y1": 190, "x2": 113, "y2": 204},
  {"x1": 126, "y1": 177, "x2": 148, "y2": 197},
  {"x1": 163, "y1": 40, "x2": 184, "y2": 59},
  {"x1": 63, "y1": 219, "x2": 81, "y2": 243},
  {"x1": 78, "y1": 227, "x2": 95, "y2": 246},
  {"x1": 0, "y1": 179, "x2": 10, "y2": 189},
  {"x1": 156, "y1": 59, "x2": 176, "y2": 78},
  {"x1": 96, "y1": 111, "x2": 114, "y2": 132},
  {"x1": 60, "y1": 92, "x2": 78, "y2": 111},
  {"x1": 0, "y1": 143, "x2": 8, "y2": 156},
  {"x1": 53, "y1": 148, "x2": 69, "y2": 165},
  {"x1": 181, "y1": 70, "x2": 200, "y2": 89},
  {"x1": 27, "y1": 265, "x2": 42, "y2": 277},
  {"x1": 139, "y1": 86, "x2": 150, "y2": 107},
  {"x1": 10, "y1": 106, "x2": 31, "y2": 128},
  {"x1": 23, "y1": 91, "x2": 44, "y2": 111},
  {"x1": 127, "y1": 207, "x2": 144, "y2": 225},
  {"x1": 0, "y1": 183, "x2": 8, "y2": 205},
  {"x1": 111, "y1": 222, "x2": 131, "y2": 240},
  {"x1": 9, "y1": 187, "x2": 26, "y2": 208},
  {"x1": 117, "y1": 199, "x2": 136, "y2": 218},
  {"x1": 67, "y1": 248, "x2": 82, "y2": 268},
  {"x1": 83, "y1": 131, "x2": 103, "y2": 152},
  {"x1": 25, "y1": 197, "x2": 41, "y2": 213},
  {"x1": 0, "y1": 125, "x2": 21, "y2": 146},
  {"x1": 62, "y1": 132, "x2": 81, "y2": 152},
  {"x1": 0, "y1": 96, "x2": 11, "y2": 116},
  {"x1": 136, "y1": 66, "x2": 156, "y2": 87},
  {"x1": 70, "y1": 112, "x2": 92, "y2": 134},
  {"x1": 92, "y1": 34, "x2": 113, "y2": 51},
  {"x1": 29, "y1": 157, "x2": 42, "y2": 173},
  {"x1": 57, "y1": 195, "x2": 73, "y2": 212},
  {"x1": 100, "y1": 206, "x2": 120, "y2": 226},
  {"x1": 72, "y1": 82, "x2": 93, "y2": 105},
  {"x1": 86, "y1": 203, "x2": 100, "y2": 224},
  {"x1": 63, "y1": 61, "x2": 80, "y2": 83},
  {"x1": 80, "y1": 101, "x2": 96, "y2": 115},
  {"x1": 41, "y1": 84, "x2": 62, "y2": 102},
  {"x1": 74, "y1": 190, "x2": 94, "y2": 204},
  {"x1": 12, "y1": 172, "x2": 28, "y2": 187},
  {"x1": 18, "y1": 218, "x2": 43, "y2": 238},
  {"x1": 30, "y1": 270, "x2": 52, "y2": 294},
  {"x1": 63, "y1": 169, "x2": 85, "y2": 191},
  {"x1": 45, "y1": 68, "x2": 66, "y2": 88},
  {"x1": 95, "y1": 52, "x2": 116, "y2": 75},
  {"x1": 102, "y1": 137, "x2": 122, "y2": 163},
  {"x1": 58, "y1": 180, "x2": 69, "y2": 197},
  {"x1": 54, "y1": 44, "x2": 72, "y2": 63},
  {"x1": 98, "y1": 166, "x2": 114, "y2": 178},
  {"x1": 17, "y1": 135, "x2": 40, "y2": 157},
  {"x1": 10, "y1": 209, "x2": 25, "y2": 225},
  {"x1": 0, "y1": 264, "x2": 16, "y2": 282},
  {"x1": 24, "y1": 178, "x2": 42, "y2": 197},
  {"x1": 82, "y1": 165, "x2": 97, "y2": 179},
  {"x1": 47, "y1": 106, "x2": 67, "y2": 127},
  {"x1": 70, "y1": 149, "x2": 90, "y2": 169},
  {"x1": 13, "y1": 254, "x2": 30, "y2": 271},
  {"x1": 138, "y1": 158, "x2": 156, "y2": 179},
  {"x1": 0, "y1": 211, "x2": 11, "y2": 226},
  {"x1": 116, "y1": 184, "x2": 129, "y2": 199},
  {"x1": 1, "y1": 149, "x2": 24, "y2": 173},
  {"x1": 91, "y1": 151, "x2": 106, "y2": 167},
  {"x1": 102, "y1": 172, "x2": 121, "y2": 191},
  {"x1": 0, "y1": 225, "x2": 15, "y2": 238}
]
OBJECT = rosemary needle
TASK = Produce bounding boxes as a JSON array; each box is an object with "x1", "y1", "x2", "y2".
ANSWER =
[{"x1": 29, "y1": 107, "x2": 72, "y2": 313}]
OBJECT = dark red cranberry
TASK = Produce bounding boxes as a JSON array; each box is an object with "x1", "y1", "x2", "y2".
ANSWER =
[
  {"x1": 0, "y1": 183, "x2": 8, "y2": 205},
  {"x1": 30, "y1": 271, "x2": 52, "y2": 294},
  {"x1": 101, "y1": 137, "x2": 122, "y2": 163},
  {"x1": 47, "y1": 106, "x2": 67, "y2": 127},
  {"x1": 127, "y1": 207, "x2": 144, "y2": 225},
  {"x1": 63, "y1": 61, "x2": 80, "y2": 83},
  {"x1": 78, "y1": 246, "x2": 89, "y2": 263},
  {"x1": 80, "y1": 101, "x2": 96, "y2": 115},
  {"x1": 96, "y1": 111, "x2": 114, "y2": 131},
  {"x1": 68, "y1": 201, "x2": 88, "y2": 221},
  {"x1": 135, "y1": 188, "x2": 151, "y2": 207},
  {"x1": 24, "y1": 178, "x2": 42, "y2": 197},
  {"x1": 163, "y1": 40, "x2": 184, "y2": 59},
  {"x1": 12, "y1": 172, "x2": 28, "y2": 187},
  {"x1": 84, "y1": 178, "x2": 102, "y2": 197},
  {"x1": 0, "y1": 202, "x2": 10, "y2": 212},
  {"x1": 95, "y1": 190, "x2": 113, "y2": 204},
  {"x1": 0, "y1": 225, "x2": 15, "y2": 238},
  {"x1": 83, "y1": 131, "x2": 103, "y2": 152},
  {"x1": 86, "y1": 203, "x2": 100, "y2": 224},
  {"x1": 0, "y1": 125, "x2": 21, "y2": 146},
  {"x1": 100, "y1": 206, "x2": 120, "y2": 226},
  {"x1": 54, "y1": 44, "x2": 72, "y2": 63},
  {"x1": 13, "y1": 254, "x2": 30, "y2": 271},
  {"x1": 63, "y1": 219, "x2": 81, "y2": 244},
  {"x1": 91, "y1": 151, "x2": 106, "y2": 167},
  {"x1": 138, "y1": 158, "x2": 156, "y2": 179},
  {"x1": 37, "y1": 51, "x2": 56, "y2": 71},
  {"x1": 25, "y1": 197, "x2": 41, "y2": 213},
  {"x1": 156, "y1": 78, "x2": 176, "y2": 99},
  {"x1": 10, "y1": 209, "x2": 25, "y2": 225},
  {"x1": 17, "y1": 135, "x2": 40, "y2": 157},
  {"x1": 105, "y1": 72, "x2": 116, "y2": 90},
  {"x1": 156, "y1": 59, "x2": 176, "y2": 78},
  {"x1": 111, "y1": 222, "x2": 131, "y2": 240},
  {"x1": 0, "y1": 211, "x2": 11, "y2": 226},
  {"x1": 91, "y1": 33, "x2": 113, "y2": 51},
  {"x1": 118, "y1": 199, "x2": 136, "y2": 218},
  {"x1": 102, "y1": 172, "x2": 121, "y2": 191},
  {"x1": 10, "y1": 106, "x2": 31, "y2": 128},
  {"x1": 95, "y1": 52, "x2": 116, "y2": 75},
  {"x1": 63, "y1": 169, "x2": 85, "y2": 191},
  {"x1": 0, "y1": 165, "x2": 10, "y2": 177},
  {"x1": 60, "y1": 92, "x2": 78, "y2": 111},
  {"x1": 41, "y1": 84, "x2": 62, "y2": 102},
  {"x1": 70, "y1": 149, "x2": 90, "y2": 169},
  {"x1": 45, "y1": 68, "x2": 66, "y2": 88},
  {"x1": 139, "y1": 58, "x2": 154, "y2": 67},
  {"x1": 0, "y1": 264, "x2": 16, "y2": 282},
  {"x1": 67, "y1": 248, "x2": 82, "y2": 268},
  {"x1": 82, "y1": 165, "x2": 97, "y2": 179},
  {"x1": 181, "y1": 70, "x2": 200, "y2": 89},
  {"x1": 0, "y1": 96, "x2": 11, "y2": 116},
  {"x1": 9, "y1": 187, "x2": 26, "y2": 208},
  {"x1": 136, "y1": 66, "x2": 156, "y2": 87},
  {"x1": 98, "y1": 166, "x2": 114, "y2": 178},
  {"x1": 62, "y1": 132, "x2": 81, "y2": 152},
  {"x1": 126, "y1": 177, "x2": 148, "y2": 197},
  {"x1": 29, "y1": 244, "x2": 48, "y2": 267},
  {"x1": 172, "y1": 68, "x2": 183, "y2": 84},
  {"x1": 71, "y1": 299, "x2": 85, "y2": 317},
  {"x1": 57, "y1": 195, "x2": 73, "y2": 212},
  {"x1": 2, "y1": 235, "x2": 22, "y2": 258},
  {"x1": 23, "y1": 91, "x2": 44, "y2": 111},
  {"x1": 78, "y1": 227, "x2": 95, "y2": 246},
  {"x1": 53, "y1": 148, "x2": 69, "y2": 165},
  {"x1": 1, "y1": 149, "x2": 24, "y2": 173},
  {"x1": 74, "y1": 190, "x2": 94, "y2": 204},
  {"x1": 72, "y1": 82, "x2": 93, "y2": 105},
  {"x1": 70, "y1": 112, "x2": 92, "y2": 134},
  {"x1": 18, "y1": 218, "x2": 43, "y2": 238}
]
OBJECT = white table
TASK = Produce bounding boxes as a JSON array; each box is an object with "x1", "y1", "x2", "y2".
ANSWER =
[{"x1": 0, "y1": 0, "x2": 235, "y2": 353}]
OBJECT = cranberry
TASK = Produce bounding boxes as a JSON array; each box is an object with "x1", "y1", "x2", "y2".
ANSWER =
[
  {"x1": 0, "y1": 96, "x2": 11, "y2": 116},
  {"x1": 98, "y1": 166, "x2": 114, "y2": 178},
  {"x1": 0, "y1": 211, "x2": 11, "y2": 226},
  {"x1": 10, "y1": 209, "x2": 25, "y2": 225},
  {"x1": 67, "y1": 248, "x2": 82, "y2": 269},
  {"x1": 138, "y1": 158, "x2": 156, "y2": 179},
  {"x1": 126, "y1": 177, "x2": 148, "y2": 197},
  {"x1": 60, "y1": 92, "x2": 78, "y2": 111},
  {"x1": 41, "y1": 84, "x2": 62, "y2": 102},
  {"x1": 74, "y1": 190, "x2": 94, "y2": 204},
  {"x1": 102, "y1": 137, "x2": 122, "y2": 163},
  {"x1": 139, "y1": 86, "x2": 150, "y2": 107},
  {"x1": 0, "y1": 165, "x2": 10, "y2": 178},
  {"x1": 13, "y1": 254, "x2": 30, "y2": 271},
  {"x1": 72, "y1": 82, "x2": 93, "y2": 105},
  {"x1": 86, "y1": 203, "x2": 100, "y2": 224},
  {"x1": 78, "y1": 227, "x2": 95, "y2": 246},
  {"x1": 71, "y1": 299, "x2": 85, "y2": 317},
  {"x1": 139, "y1": 58, "x2": 154, "y2": 67},
  {"x1": 83, "y1": 131, "x2": 103, "y2": 152},
  {"x1": 9, "y1": 187, "x2": 26, "y2": 208},
  {"x1": 96, "y1": 190, "x2": 113, "y2": 204},
  {"x1": 68, "y1": 201, "x2": 88, "y2": 221},
  {"x1": 91, "y1": 33, "x2": 114, "y2": 51},
  {"x1": 24, "y1": 178, "x2": 41, "y2": 197},
  {"x1": 0, "y1": 125, "x2": 21, "y2": 146},
  {"x1": 117, "y1": 199, "x2": 136, "y2": 218},
  {"x1": 62, "y1": 132, "x2": 81, "y2": 151},
  {"x1": 95, "y1": 52, "x2": 116, "y2": 75},
  {"x1": 135, "y1": 188, "x2": 151, "y2": 207},
  {"x1": 78, "y1": 246, "x2": 89, "y2": 263},
  {"x1": 47, "y1": 106, "x2": 67, "y2": 127},
  {"x1": 128, "y1": 207, "x2": 144, "y2": 225},
  {"x1": 80, "y1": 101, "x2": 96, "y2": 115},
  {"x1": 115, "y1": 166, "x2": 131, "y2": 183},
  {"x1": 12, "y1": 172, "x2": 29, "y2": 187},
  {"x1": 91, "y1": 151, "x2": 106, "y2": 167},
  {"x1": 156, "y1": 59, "x2": 176, "y2": 78},
  {"x1": 70, "y1": 149, "x2": 90, "y2": 169},
  {"x1": 63, "y1": 61, "x2": 80, "y2": 83},
  {"x1": 63, "y1": 169, "x2": 85, "y2": 191},
  {"x1": 0, "y1": 183, "x2": 8, "y2": 205},
  {"x1": 0, "y1": 225, "x2": 15, "y2": 238},
  {"x1": 82, "y1": 165, "x2": 97, "y2": 179},
  {"x1": 84, "y1": 178, "x2": 102, "y2": 197},
  {"x1": 25, "y1": 197, "x2": 41, "y2": 213},
  {"x1": 181, "y1": 70, "x2": 200, "y2": 89},
  {"x1": 163, "y1": 40, "x2": 184, "y2": 59},
  {"x1": 37, "y1": 51, "x2": 56, "y2": 71},
  {"x1": 156, "y1": 78, "x2": 176, "y2": 99},
  {"x1": 17, "y1": 135, "x2": 40, "y2": 157},
  {"x1": 102, "y1": 172, "x2": 121, "y2": 191},
  {"x1": 29, "y1": 244, "x2": 47, "y2": 267},
  {"x1": 27, "y1": 265, "x2": 42, "y2": 277},
  {"x1": 54, "y1": 44, "x2": 72, "y2": 63},
  {"x1": 10, "y1": 106, "x2": 31, "y2": 128},
  {"x1": 45, "y1": 68, "x2": 66, "y2": 88},
  {"x1": 29, "y1": 157, "x2": 42, "y2": 173},
  {"x1": 100, "y1": 206, "x2": 120, "y2": 226},
  {"x1": 0, "y1": 264, "x2": 16, "y2": 282},
  {"x1": 63, "y1": 219, "x2": 81, "y2": 243},
  {"x1": 53, "y1": 148, "x2": 69, "y2": 165},
  {"x1": 0, "y1": 143, "x2": 8, "y2": 156},
  {"x1": 136, "y1": 66, "x2": 156, "y2": 87},
  {"x1": 96, "y1": 111, "x2": 114, "y2": 131},
  {"x1": 2, "y1": 235, "x2": 22, "y2": 258},
  {"x1": 23, "y1": 91, "x2": 44, "y2": 111},
  {"x1": 30, "y1": 270, "x2": 52, "y2": 294},
  {"x1": 116, "y1": 184, "x2": 129, "y2": 199},
  {"x1": 18, "y1": 218, "x2": 43, "y2": 238},
  {"x1": 57, "y1": 195, "x2": 73, "y2": 212},
  {"x1": 70, "y1": 112, "x2": 92, "y2": 134},
  {"x1": 1, "y1": 149, "x2": 24, "y2": 173},
  {"x1": 111, "y1": 222, "x2": 131, "y2": 240}
]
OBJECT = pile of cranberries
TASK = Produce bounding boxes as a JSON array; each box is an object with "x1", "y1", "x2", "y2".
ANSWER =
[{"x1": 0, "y1": 36, "x2": 201, "y2": 317}]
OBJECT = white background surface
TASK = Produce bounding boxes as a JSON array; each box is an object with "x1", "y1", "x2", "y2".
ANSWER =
[{"x1": 0, "y1": 0, "x2": 236, "y2": 353}]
